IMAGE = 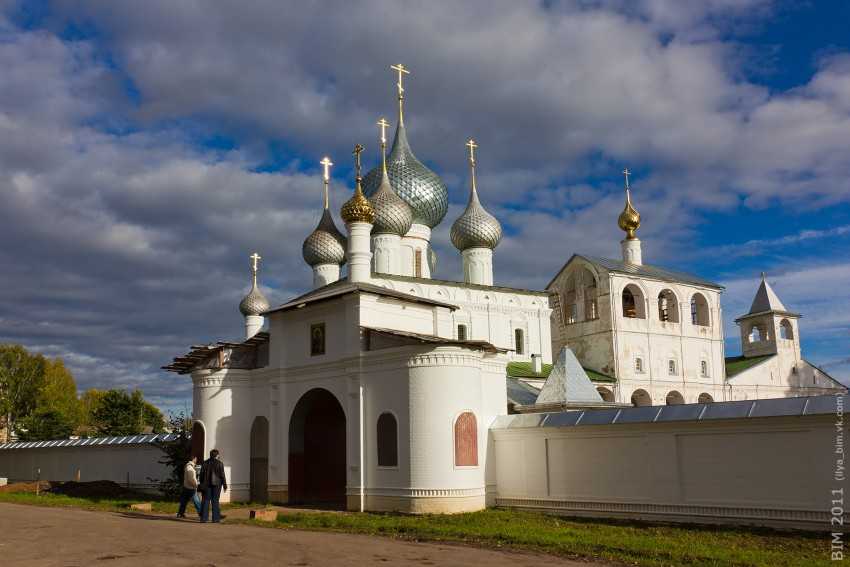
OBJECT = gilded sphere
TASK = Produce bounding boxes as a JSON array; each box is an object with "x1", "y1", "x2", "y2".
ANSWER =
[
  {"x1": 618, "y1": 200, "x2": 641, "y2": 239},
  {"x1": 302, "y1": 209, "x2": 347, "y2": 266},
  {"x1": 341, "y1": 182, "x2": 375, "y2": 224},
  {"x1": 450, "y1": 189, "x2": 502, "y2": 251},
  {"x1": 362, "y1": 124, "x2": 448, "y2": 228},
  {"x1": 370, "y1": 169, "x2": 413, "y2": 236}
]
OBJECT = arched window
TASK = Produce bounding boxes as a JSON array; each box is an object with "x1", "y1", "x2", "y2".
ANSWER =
[
  {"x1": 666, "y1": 390, "x2": 685, "y2": 405},
  {"x1": 658, "y1": 289, "x2": 679, "y2": 323},
  {"x1": 457, "y1": 324, "x2": 467, "y2": 341},
  {"x1": 698, "y1": 393, "x2": 714, "y2": 404},
  {"x1": 377, "y1": 413, "x2": 398, "y2": 467},
  {"x1": 749, "y1": 325, "x2": 763, "y2": 343},
  {"x1": 631, "y1": 389, "x2": 651, "y2": 407},
  {"x1": 514, "y1": 329, "x2": 525, "y2": 355},
  {"x1": 780, "y1": 319, "x2": 794, "y2": 340},
  {"x1": 597, "y1": 387, "x2": 614, "y2": 402},
  {"x1": 700, "y1": 360, "x2": 709, "y2": 377},
  {"x1": 690, "y1": 293, "x2": 709, "y2": 326},
  {"x1": 668, "y1": 359, "x2": 677, "y2": 375},
  {"x1": 635, "y1": 357, "x2": 644, "y2": 373},
  {"x1": 622, "y1": 284, "x2": 645, "y2": 319},
  {"x1": 414, "y1": 249, "x2": 423, "y2": 277},
  {"x1": 563, "y1": 277, "x2": 577, "y2": 325},
  {"x1": 581, "y1": 268, "x2": 598, "y2": 321},
  {"x1": 454, "y1": 412, "x2": 478, "y2": 466}
]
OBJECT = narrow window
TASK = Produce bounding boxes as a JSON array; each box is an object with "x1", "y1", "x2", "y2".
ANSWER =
[
  {"x1": 457, "y1": 324, "x2": 467, "y2": 341},
  {"x1": 700, "y1": 360, "x2": 708, "y2": 377},
  {"x1": 623, "y1": 288, "x2": 636, "y2": 318},
  {"x1": 780, "y1": 319, "x2": 793, "y2": 340},
  {"x1": 310, "y1": 323, "x2": 326, "y2": 356},
  {"x1": 690, "y1": 293, "x2": 709, "y2": 326},
  {"x1": 668, "y1": 359, "x2": 676, "y2": 375},
  {"x1": 454, "y1": 412, "x2": 478, "y2": 466},
  {"x1": 414, "y1": 249, "x2": 422, "y2": 278},
  {"x1": 635, "y1": 357, "x2": 643, "y2": 373},
  {"x1": 514, "y1": 329, "x2": 524, "y2": 355},
  {"x1": 377, "y1": 413, "x2": 398, "y2": 467}
]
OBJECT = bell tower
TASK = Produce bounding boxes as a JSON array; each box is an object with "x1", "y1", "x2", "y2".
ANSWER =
[{"x1": 735, "y1": 273, "x2": 801, "y2": 360}]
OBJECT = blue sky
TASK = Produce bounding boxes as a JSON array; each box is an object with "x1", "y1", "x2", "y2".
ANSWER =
[{"x1": 0, "y1": 0, "x2": 848, "y2": 413}]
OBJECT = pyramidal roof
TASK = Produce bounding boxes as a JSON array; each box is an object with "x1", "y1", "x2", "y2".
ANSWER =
[
  {"x1": 536, "y1": 347, "x2": 604, "y2": 405},
  {"x1": 748, "y1": 273, "x2": 789, "y2": 315}
]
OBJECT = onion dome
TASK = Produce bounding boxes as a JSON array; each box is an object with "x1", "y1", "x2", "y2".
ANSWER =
[
  {"x1": 617, "y1": 168, "x2": 641, "y2": 239},
  {"x1": 303, "y1": 157, "x2": 347, "y2": 266},
  {"x1": 302, "y1": 208, "x2": 347, "y2": 266},
  {"x1": 369, "y1": 121, "x2": 414, "y2": 236},
  {"x1": 239, "y1": 253, "x2": 271, "y2": 316},
  {"x1": 450, "y1": 140, "x2": 502, "y2": 251},
  {"x1": 362, "y1": 65, "x2": 448, "y2": 228},
  {"x1": 341, "y1": 177, "x2": 375, "y2": 224}
]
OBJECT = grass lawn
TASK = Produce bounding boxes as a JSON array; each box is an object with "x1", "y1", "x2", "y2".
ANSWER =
[{"x1": 0, "y1": 490, "x2": 830, "y2": 566}]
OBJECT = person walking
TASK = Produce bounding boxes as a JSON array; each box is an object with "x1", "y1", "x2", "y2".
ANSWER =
[
  {"x1": 199, "y1": 449, "x2": 227, "y2": 523},
  {"x1": 176, "y1": 456, "x2": 201, "y2": 519}
]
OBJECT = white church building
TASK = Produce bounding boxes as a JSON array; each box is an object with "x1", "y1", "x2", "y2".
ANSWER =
[{"x1": 165, "y1": 66, "x2": 844, "y2": 514}]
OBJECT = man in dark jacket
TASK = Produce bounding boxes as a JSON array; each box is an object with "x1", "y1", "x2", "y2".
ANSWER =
[{"x1": 199, "y1": 449, "x2": 227, "y2": 523}]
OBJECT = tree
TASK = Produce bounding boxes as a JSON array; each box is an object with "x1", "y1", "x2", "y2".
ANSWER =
[
  {"x1": 87, "y1": 389, "x2": 166, "y2": 436},
  {"x1": 0, "y1": 344, "x2": 47, "y2": 437},
  {"x1": 154, "y1": 411, "x2": 193, "y2": 498},
  {"x1": 16, "y1": 407, "x2": 76, "y2": 441}
]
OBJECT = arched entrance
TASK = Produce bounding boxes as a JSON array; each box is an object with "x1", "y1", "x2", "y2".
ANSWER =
[
  {"x1": 597, "y1": 387, "x2": 615, "y2": 402},
  {"x1": 288, "y1": 388, "x2": 346, "y2": 507},
  {"x1": 191, "y1": 422, "x2": 205, "y2": 463},
  {"x1": 250, "y1": 416, "x2": 269, "y2": 503},
  {"x1": 666, "y1": 391, "x2": 685, "y2": 405},
  {"x1": 631, "y1": 389, "x2": 651, "y2": 407}
]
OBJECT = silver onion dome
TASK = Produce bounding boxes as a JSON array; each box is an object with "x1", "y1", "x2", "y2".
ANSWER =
[
  {"x1": 239, "y1": 282, "x2": 270, "y2": 316},
  {"x1": 362, "y1": 122, "x2": 448, "y2": 228},
  {"x1": 369, "y1": 167, "x2": 413, "y2": 236},
  {"x1": 302, "y1": 209, "x2": 347, "y2": 266},
  {"x1": 450, "y1": 186, "x2": 502, "y2": 251}
]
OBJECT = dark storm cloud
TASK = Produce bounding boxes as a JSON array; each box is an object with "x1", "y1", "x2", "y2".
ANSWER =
[{"x1": 1, "y1": 1, "x2": 849, "y2": 410}]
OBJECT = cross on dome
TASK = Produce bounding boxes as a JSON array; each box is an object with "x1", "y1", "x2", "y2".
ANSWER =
[
  {"x1": 377, "y1": 117, "x2": 389, "y2": 146},
  {"x1": 320, "y1": 156, "x2": 333, "y2": 183},
  {"x1": 390, "y1": 63, "x2": 410, "y2": 98},
  {"x1": 622, "y1": 168, "x2": 631, "y2": 190},
  {"x1": 250, "y1": 252, "x2": 261, "y2": 274},
  {"x1": 353, "y1": 144, "x2": 365, "y2": 179},
  {"x1": 466, "y1": 139, "x2": 478, "y2": 165}
]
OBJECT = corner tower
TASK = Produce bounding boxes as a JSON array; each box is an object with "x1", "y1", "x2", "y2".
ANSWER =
[{"x1": 735, "y1": 273, "x2": 801, "y2": 360}]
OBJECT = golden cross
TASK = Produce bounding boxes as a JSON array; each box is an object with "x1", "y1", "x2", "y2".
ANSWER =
[
  {"x1": 320, "y1": 156, "x2": 333, "y2": 183},
  {"x1": 250, "y1": 252, "x2": 261, "y2": 273},
  {"x1": 622, "y1": 168, "x2": 631, "y2": 190},
  {"x1": 353, "y1": 144, "x2": 365, "y2": 178},
  {"x1": 466, "y1": 139, "x2": 478, "y2": 165},
  {"x1": 377, "y1": 117, "x2": 390, "y2": 146},
  {"x1": 390, "y1": 63, "x2": 410, "y2": 98}
]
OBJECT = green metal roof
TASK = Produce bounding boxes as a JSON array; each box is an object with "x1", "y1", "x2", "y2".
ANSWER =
[
  {"x1": 506, "y1": 361, "x2": 616, "y2": 383},
  {"x1": 725, "y1": 354, "x2": 774, "y2": 377}
]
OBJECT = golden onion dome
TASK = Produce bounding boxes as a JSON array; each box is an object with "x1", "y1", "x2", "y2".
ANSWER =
[
  {"x1": 341, "y1": 178, "x2": 375, "y2": 224},
  {"x1": 618, "y1": 188, "x2": 641, "y2": 239}
]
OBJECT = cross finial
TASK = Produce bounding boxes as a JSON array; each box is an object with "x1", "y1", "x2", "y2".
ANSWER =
[
  {"x1": 622, "y1": 168, "x2": 631, "y2": 190},
  {"x1": 250, "y1": 252, "x2": 261, "y2": 273},
  {"x1": 390, "y1": 63, "x2": 410, "y2": 99},
  {"x1": 353, "y1": 144, "x2": 365, "y2": 179},
  {"x1": 320, "y1": 156, "x2": 333, "y2": 183},
  {"x1": 466, "y1": 139, "x2": 478, "y2": 165},
  {"x1": 377, "y1": 117, "x2": 390, "y2": 146}
]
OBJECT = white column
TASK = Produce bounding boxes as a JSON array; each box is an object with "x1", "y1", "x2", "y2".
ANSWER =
[
  {"x1": 401, "y1": 223, "x2": 431, "y2": 278},
  {"x1": 244, "y1": 315, "x2": 264, "y2": 339},
  {"x1": 347, "y1": 221, "x2": 373, "y2": 283},
  {"x1": 462, "y1": 247, "x2": 493, "y2": 286},
  {"x1": 313, "y1": 263, "x2": 340, "y2": 288},
  {"x1": 371, "y1": 233, "x2": 401, "y2": 275},
  {"x1": 621, "y1": 238, "x2": 642, "y2": 265}
]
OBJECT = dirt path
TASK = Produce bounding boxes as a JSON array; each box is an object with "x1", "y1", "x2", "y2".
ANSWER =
[{"x1": 0, "y1": 503, "x2": 605, "y2": 566}]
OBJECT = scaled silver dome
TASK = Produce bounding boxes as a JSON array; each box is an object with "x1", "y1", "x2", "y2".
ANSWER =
[
  {"x1": 362, "y1": 122, "x2": 448, "y2": 228},
  {"x1": 302, "y1": 209, "x2": 347, "y2": 266},
  {"x1": 450, "y1": 187, "x2": 502, "y2": 251},
  {"x1": 239, "y1": 283, "x2": 270, "y2": 316},
  {"x1": 369, "y1": 167, "x2": 413, "y2": 236}
]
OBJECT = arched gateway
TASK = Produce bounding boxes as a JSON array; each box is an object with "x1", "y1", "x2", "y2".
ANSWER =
[{"x1": 288, "y1": 388, "x2": 347, "y2": 507}]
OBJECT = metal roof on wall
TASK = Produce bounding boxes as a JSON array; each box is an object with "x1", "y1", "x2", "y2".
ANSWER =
[
  {"x1": 0, "y1": 433, "x2": 180, "y2": 451},
  {"x1": 492, "y1": 394, "x2": 847, "y2": 429}
]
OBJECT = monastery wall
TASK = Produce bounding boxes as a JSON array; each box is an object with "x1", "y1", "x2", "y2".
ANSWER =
[{"x1": 491, "y1": 403, "x2": 841, "y2": 529}]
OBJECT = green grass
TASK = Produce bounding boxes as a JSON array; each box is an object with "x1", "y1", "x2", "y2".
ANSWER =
[
  {"x1": 255, "y1": 509, "x2": 828, "y2": 567},
  {"x1": 725, "y1": 354, "x2": 773, "y2": 377},
  {"x1": 0, "y1": 490, "x2": 829, "y2": 566}
]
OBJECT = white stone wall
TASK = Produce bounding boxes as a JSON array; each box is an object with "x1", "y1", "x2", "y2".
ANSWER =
[{"x1": 492, "y1": 413, "x2": 838, "y2": 529}]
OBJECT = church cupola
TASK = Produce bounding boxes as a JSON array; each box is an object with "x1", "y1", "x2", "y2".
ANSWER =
[
  {"x1": 239, "y1": 252, "x2": 271, "y2": 339},
  {"x1": 361, "y1": 64, "x2": 447, "y2": 278},
  {"x1": 618, "y1": 168, "x2": 642, "y2": 265},
  {"x1": 302, "y1": 157, "x2": 347, "y2": 288},
  {"x1": 735, "y1": 272, "x2": 802, "y2": 360},
  {"x1": 450, "y1": 139, "x2": 502, "y2": 286},
  {"x1": 369, "y1": 117, "x2": 413, "y2": 276},
  {"x1": 342, "y1": 144, "x2": 374, "y2": 283}
]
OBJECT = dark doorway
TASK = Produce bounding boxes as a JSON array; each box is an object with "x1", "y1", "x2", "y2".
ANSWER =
[
  {"x1": 288, "y1": 388, "x2": 346, "y2": 508},
  {"x1": 250, "y1": 416, "x2": 269, "y2": 503},
  {"x1": 191, "y1": 422, "x2": 205, "y2": 463}
]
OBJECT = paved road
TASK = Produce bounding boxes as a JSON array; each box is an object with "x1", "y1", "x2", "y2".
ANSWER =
[{"x1": 0, "y1": 503, "x2": 602, "y2": 566}]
